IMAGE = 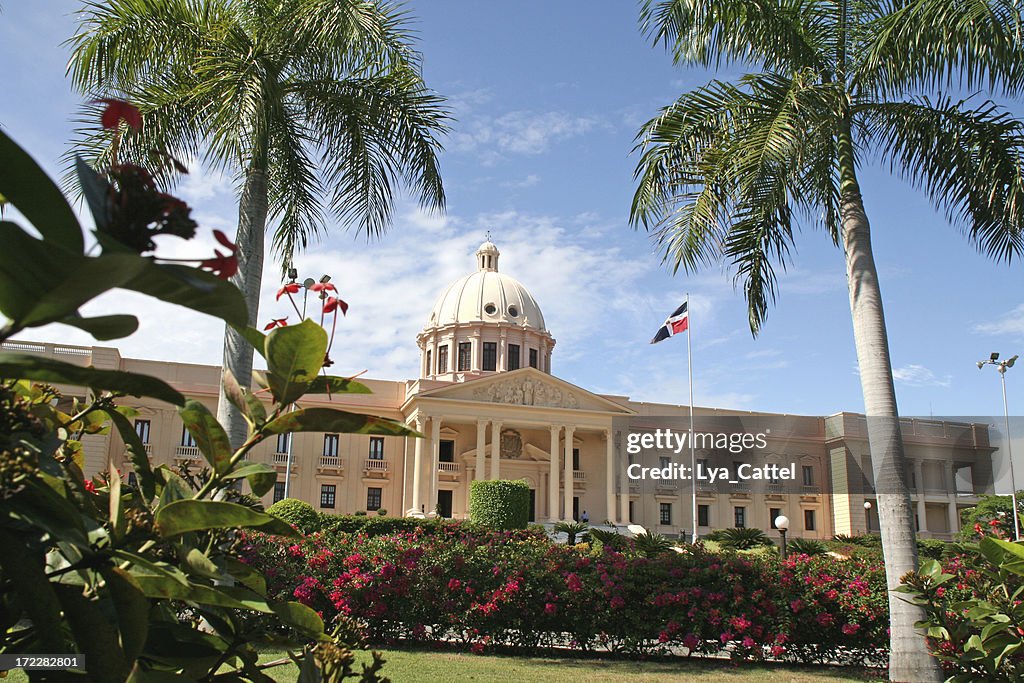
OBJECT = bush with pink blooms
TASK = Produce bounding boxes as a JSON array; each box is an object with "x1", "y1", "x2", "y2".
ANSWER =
[{"x1": 241, "y1": 521, "x2": 888, "y2": 666}]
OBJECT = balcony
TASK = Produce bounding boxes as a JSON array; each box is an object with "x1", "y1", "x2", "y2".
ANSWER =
[
  {"x1": 364, "y1": 458, "x2": 390, "y2": 478},
  {"x1": 437, "y1": 461, "x2": 461, "y2": 480},
  {"x1": 272, "y1": 451, "x2": 290, "y2": 466},
  {"x1": 318, "y1": 455, "x2": 343, "y2": 472},
  {"x1": 174, "y1": 445, "x2": 201, "y2": 463},
  {"x1": 573, "y1": 470, "x2": 586, "y2": 481}
]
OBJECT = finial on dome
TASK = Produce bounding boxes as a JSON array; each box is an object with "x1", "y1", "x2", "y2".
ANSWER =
[{"x1": 476, "y1": 235, "x2": 500, "y2": 272}]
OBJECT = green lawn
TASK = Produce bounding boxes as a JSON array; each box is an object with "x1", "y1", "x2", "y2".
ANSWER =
[{"x1": 1, "y1": 649, "x2": 887, "y2": 682}]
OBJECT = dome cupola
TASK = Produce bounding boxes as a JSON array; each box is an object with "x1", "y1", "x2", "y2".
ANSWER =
[{"x1": 417, "y1": 238, "x2": 555, "y2": 381}]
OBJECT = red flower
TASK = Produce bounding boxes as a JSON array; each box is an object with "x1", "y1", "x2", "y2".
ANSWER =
[
  {"x1": 84, "y1": 480, "x2": 96, "y2": 493},
  {"x1": 311, "y1": 282, "x2": 336, "y2": 293},
  {"x1": 98, "y1": 99, "x2": 142, "y2": 131},
  {"x1": 277, "y1": 282, "x2": 301, "y2": 300},
  {"x1": 841, "y1": 623, "x2": 860, "y2": 635},
  {"x1": 199, "y1": 230, "x2": 238, "y2": 279},
  {"x1": 264, "y1": 318, "x2": 288, "y2": 330},
  {"x1": 322, "y1": 296, "x2": 348, "y2": 315}
]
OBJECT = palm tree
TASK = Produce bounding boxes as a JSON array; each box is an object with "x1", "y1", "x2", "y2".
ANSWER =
[
  {"x1": 631, "y1": 2, "x2": 1023, "y2": 680},
  {"x1": 67, "y1": 0, "x2": 448, "y2": 447},
  {"x1": 553, "y1": 520, "x2": 589, "y2": 546}
]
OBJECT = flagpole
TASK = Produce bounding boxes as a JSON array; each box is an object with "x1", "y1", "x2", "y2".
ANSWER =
[{"x1": 687, "y1": 293, "x2": 697, "y2": 544}]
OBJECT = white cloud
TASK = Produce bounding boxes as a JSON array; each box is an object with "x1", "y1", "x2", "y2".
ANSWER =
[
  {"x1": 976, "y1": 304, "x2": 1024, "y2": 338},
  {"x1": 452, "y1": 110, "x2": 600, "y2": 158},
  {"x1": 891, "y1": 364, "x2": 952, "y2": 388},
  {"x1": 500, "y1": 174, "x2": 541, "y2": 189}
]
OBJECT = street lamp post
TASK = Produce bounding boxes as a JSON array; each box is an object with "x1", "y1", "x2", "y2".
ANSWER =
[
  {"x1": 774, "y1": 514, "x2": 789, "y2": 560},
  {"x1": 864, "y1": 500, "x2": 872, "y2": 534},
  {"x1": 978, "y1": 353, "x2": 1020, "y2": 541}
]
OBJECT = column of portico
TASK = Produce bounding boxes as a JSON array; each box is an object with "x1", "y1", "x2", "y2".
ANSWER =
[
  {"x1": 619, "y1": 489, "x2": 629, "y2": 526},
  {"x1": 605, "y1": 428, "x2": 615, "y2": 524},
  {"x1": 914, "y1": 460, "x2": 928, "y2": 533},
  {"x1": 549, "y1": 425, "x2": 561, "y2": 521},
  {"x1": 490, "y1": 420, "x2": 503, "y2": 480},
  {"x1": 946, "y1": 461, "x2": 960, "y2": 535},
  {"x1": 410, "y1": 415, "x2": 425, "y2": 515},
  {"x1": 563, "y1": 426, "x2": 575, "y2": 520},
  {"x1": 430, "y1": 417, "x2": 441, "y2": 514},
  {"x1": 476, "y1": 419, "x2": 488, "y2": 481}
]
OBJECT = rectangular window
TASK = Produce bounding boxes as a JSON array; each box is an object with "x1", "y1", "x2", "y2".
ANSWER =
[
  {"x1": 134, "y1": 419, "x2": 151, "y2": 444},
  {"x1": 734, "y1": 506, "x2": 746, "y2": 528},
  {"x1": 457, "y1": 342, "x2": 472, "y2": 371},
  {"x1": 273, "y1": 481, "x2": 286, "y2": 503},
  {"x1": 697, "y1": 458, "x2": 709, "y2": 473},
  {"x1": 323, "y1": 434, "x2": 339, "y2": 457},
  {"x1": 439, "y1": 439, "x2": 455, "y2": 463},
  {"x1": 437, "y1": 345, "x2": 449, "y2": 374},
  {"x1": 802, "y1": 465, "x2": 814, "y2": 486},
  {"x1": 320, "y1": 484, "x2": 336, "y2": 509},
  {"x1": 697, "y1": 504, "x2": 710, "y2": 527},
  {"x1": 659, "y1": 502, "x2": 672, "y2": 525},
  {"x1": 508, "y1": 344, "x2": 520, "y2": 370},
  {"x1": 628, "y1": 501, "x2": 635, "y2": 523},
  {"x1": 425, "y1": 349, "x2": 432, "y2": 376},
  {"x1": 770, "y1": 507, "x2": 781, "y2": 529},
  {"x1": 529, "y1": 348, "x2": 539, "y2": 368},
  {"x1": 659, "y1": 456, "x2": 671, "y2": 469},
  {"x1": 804, "y1": 509, "x2": 816, "y2": 531},
  {"x1": 733, "y1": 461, "x2": 743, "y2": 477},
  {"x1": 482, "y1": 342, "x2": 497, "y2": 371},
  {"x1": 180, "y1": 425, "x2": 197, "y2": 447},
  {"x1": 276, "y1": 433, "x2": 290, "y2": 454},
  {"x1": 572, "y1": 447, "x2": 580, "y2": 471},
  {"x1": 366, "y1": 487, "x2": 382, "y2": 511},
  {"x1": 368, "y1": 437, "x2": 384, "y2": 460}
]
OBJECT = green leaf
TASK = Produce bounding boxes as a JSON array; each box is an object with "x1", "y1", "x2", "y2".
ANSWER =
[
  {"x1": 155, "y1": 499, "x2": 299, "y2": 538},
  {"x1": 265, "y1": 319, "x2": 328, "y2": 404},
  {"x1": 222, "y1": 369, "x2": 267, "y2": 428},
  {"x1": 221, "y1": 557, "x2": 267, "y2": 596},
  {"x1": 0, "y1": 352, "x2": 185, "y2": 405},
  {"x1": 183, "y1": 547, "x2": 222, "y2": 581},
  {"x1": 0, "y1": 129, "x2": 83, "y2": 251},
  {"x1": 103, "y1": 408, "x2": 155, "y2": 501},
  {"x1": 132, "y1": 573, "x2": 262, "y2": 610},
  {"x1": 270, "y1": 601, "x2": 326, "y2": 640},
  {"x1": 60, "y1": 313, "x2": 140, "y2": 340},
  {"x1": 222, "y1": 462, "x2": 277, "y2": 497},
  {"x1": 154, "y1": 466, "x2": 195, "y2": 509},
  {"x1": 307, "y1": 375, "x2": 373, "y2": 395},
  {"x1": 109, "y1": 462, "x2": 125, "y2": 540},
  {"x1": 0, "y1": 221, "x2": 147, "y2": 329},
  {"x1": 261, "y1": 407, "x2": 420, "y2": 438},
  {"x1": 100, "y1": 566, "x2": 150, "y2": 663},
  {"x1": 178, "y1": 399, "x2": 232, "y2": 475},
  {"x1": 122, "y1": 262, "x2": 249, "y2": 328},
  {"x1": 75, "y1": 155, "x2": 112, "y2": 232}
]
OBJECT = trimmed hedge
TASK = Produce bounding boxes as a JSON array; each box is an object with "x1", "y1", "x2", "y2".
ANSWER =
[
  {"x1": 267, "y1": 498, "x2": 320, "y2": 534},
  {"x1": 320, "y1": 514, "x2": 456, "y2": 537},
  {"x1": 469, "y1": 479, "x2": 530, "y2": 530}
]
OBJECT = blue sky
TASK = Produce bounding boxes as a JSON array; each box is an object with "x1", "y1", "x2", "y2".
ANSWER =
[{"x1": 2, "y1": 0, "x2": 1023, "y2": 426}]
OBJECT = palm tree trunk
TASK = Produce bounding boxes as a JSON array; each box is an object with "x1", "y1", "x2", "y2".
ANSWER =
[
  {"x1": 840, "y1": 179, "x2": 941, "y2": 682},
  {"x1": 217, "y1": 166, "x2": 268, "y2": 450}
]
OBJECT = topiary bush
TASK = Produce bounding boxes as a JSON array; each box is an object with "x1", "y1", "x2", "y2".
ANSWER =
[
  {"x1": 267, "y1": 498, "x2": 321, "y2": 534},
  {"x1": 469, "y1": 479, "x2": 530, "y2": 530},
  {"x1": 376, "y1": 508, "x2": 387, "y2": 516}
]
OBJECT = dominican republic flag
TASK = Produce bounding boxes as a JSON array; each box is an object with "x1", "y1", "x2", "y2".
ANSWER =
[{"x1": 650, "y1": 301, "x2": 689, "y2": 344}]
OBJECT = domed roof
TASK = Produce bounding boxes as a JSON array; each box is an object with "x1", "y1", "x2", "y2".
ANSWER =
[{"x1": 426, "y1": 240, "x2": 546, "y2": 331}]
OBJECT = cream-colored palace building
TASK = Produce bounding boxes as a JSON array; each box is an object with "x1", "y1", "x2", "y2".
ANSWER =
[{"x1": 7, "y1": 240, "x2": 996, "y2": 539}]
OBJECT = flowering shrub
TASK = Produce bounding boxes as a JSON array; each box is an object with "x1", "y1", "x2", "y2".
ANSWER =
[
  {"x1": 244, "y1": 523, "x2": 889, "y2": 665},
  {"x1": 899, "y1": 538, "x2": 1024, "y2": 681}
]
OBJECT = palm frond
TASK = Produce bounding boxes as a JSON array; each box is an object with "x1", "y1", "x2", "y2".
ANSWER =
[
  {"x1": 859, "y1": 96, "x2": 1024, "y2": 262},
  {"x1": 857, "y1": 0, "x2": 1024, "y2": 97},
  {"x1": 639, "y1": 0, "x2": 835, "y2": 74},
  {"x1": 632, "y1": 71, "x2": 839, "y2": 334}
]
